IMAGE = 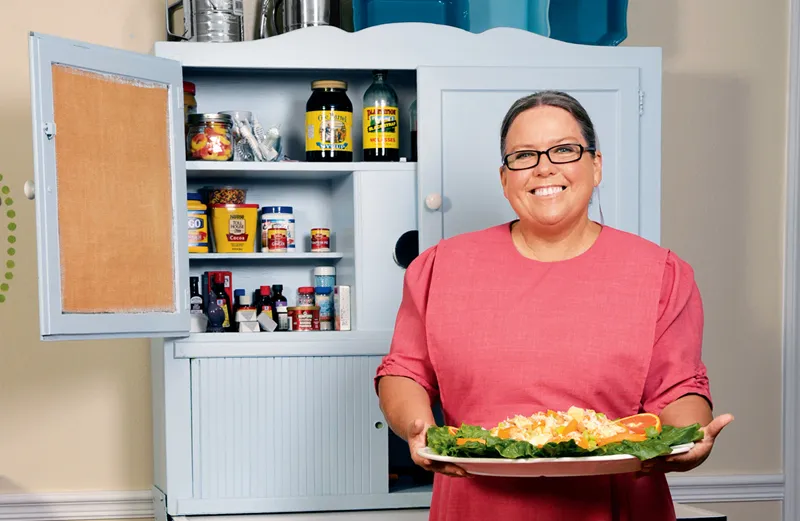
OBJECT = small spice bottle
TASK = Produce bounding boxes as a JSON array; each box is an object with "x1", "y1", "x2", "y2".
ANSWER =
[
  {"x1": 297, "y1": 286, "x2": 315, "y2": 307},
  {"x1": 315, "y1": 286, "x2": 333, "y2": 330}
]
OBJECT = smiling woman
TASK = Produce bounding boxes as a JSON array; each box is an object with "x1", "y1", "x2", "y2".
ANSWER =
[{"x1": 375, "y1": 90, "x2": 733, "y2": 521}]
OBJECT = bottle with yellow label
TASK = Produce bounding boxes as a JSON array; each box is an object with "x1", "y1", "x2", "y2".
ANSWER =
[
  {"x1": 306, "y1": 80, "x2": 353, "y2": 162},
  {"x1": 363, "y1": 70, "x2": 399, "y2": 162}
]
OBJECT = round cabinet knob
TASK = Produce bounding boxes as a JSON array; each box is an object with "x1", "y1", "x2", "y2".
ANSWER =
[
  {"x1": 24, "y1": 180, "x2": 35, "y2": 200},
  {"x1": 425, "y1": 193, "x2": 442, "y2": 211}
]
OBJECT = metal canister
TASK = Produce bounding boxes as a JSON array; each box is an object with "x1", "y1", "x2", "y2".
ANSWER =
[{"x1": 167, "y1": 0, "x2": 244, "y2": 43}]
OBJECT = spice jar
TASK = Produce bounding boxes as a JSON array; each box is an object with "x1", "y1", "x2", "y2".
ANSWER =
[
  {"x1": 187, "y1": 113, "x2": 234, "y2": 161},
  {"x1": 311, "y1": 228, "x2": 331, "y2": 252},
  {"x1": 305, "y1": 80, "x2": 353, "y2": 162},
  {"x1": 187, "y1": 192, "x2": 209, "y2": 253},
  {"x1": 261, "y1": 206, "x2": 295, "y2": 252},
  {"x1": 315, "y1": 286, "x2": 333, "y2": 330},
  {"x1": 297, "y1": 286, "x2": 315, "y2": 307},
  {"x1": 314, "y1": 266, "x2": 336, "y2": 288}
]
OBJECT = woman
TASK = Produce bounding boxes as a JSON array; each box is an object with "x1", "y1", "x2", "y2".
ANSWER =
[{"x1": 375, "y1": 90, "x2": 733, "y2": 520}]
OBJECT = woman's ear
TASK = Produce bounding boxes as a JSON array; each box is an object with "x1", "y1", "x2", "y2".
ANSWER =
[{"x1": 592, "y1": 151, "x2": 603, "y2": 187}]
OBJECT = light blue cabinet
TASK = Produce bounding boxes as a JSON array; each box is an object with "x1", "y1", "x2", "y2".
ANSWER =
[{"x1": 28, "y1": 22, "x2": 661, "y2": 521}]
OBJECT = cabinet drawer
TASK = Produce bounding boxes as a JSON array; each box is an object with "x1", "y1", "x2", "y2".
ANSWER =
[{"x1": 189, "y1": 356, "x2": 388, "y2": 501}]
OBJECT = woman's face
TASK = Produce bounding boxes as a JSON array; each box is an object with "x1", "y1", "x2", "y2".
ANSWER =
[{"x1": 500, "y1": 105, "x2": 602, "y2": 231}]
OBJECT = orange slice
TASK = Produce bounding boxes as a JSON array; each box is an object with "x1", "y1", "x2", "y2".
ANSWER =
[{"x1": 614, "y1": 413, "x2": 661, "y2": 435}]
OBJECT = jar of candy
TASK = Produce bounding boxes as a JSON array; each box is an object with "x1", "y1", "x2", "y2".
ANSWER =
[
  {"x1": 187, "y1": 113, "x2": 234, "y2": 161},
  {"x1": 314, "y1": 266, "x2": 336, "y2": 288}
]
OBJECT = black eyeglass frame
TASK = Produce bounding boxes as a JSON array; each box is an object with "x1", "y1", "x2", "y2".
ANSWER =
[{"x1": 502, "y1": 143, "x2": 596, "y2": 171}]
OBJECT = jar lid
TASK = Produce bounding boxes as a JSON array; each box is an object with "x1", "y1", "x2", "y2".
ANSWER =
[
  {"x1": 311, "y1": 80, "x2": 347, "y2": 91},
  {"x1": 298, "y1": 286, "x2": 315, "y2": 294},
  {"x1": 211, "y1": 203, "x2": 260, "y2": 209},
  {"x1": 188, "y1": 113, "x2": 233, "y2": 125},
  {"x1": 314, "y1": 266, "x2": 336, "y2": 275},
  {"x1": 262, "y1": 206, "x2": 293, "y2": 214},
  {"x1": 187, "y1": 192, "x2": 202, "y2": 201},
  {"x1": 314, "y1": 286, "x2": 333, "y2": 294},
  {"x1": 183, "y1": 81, "x2": 196, "y2": 95}
]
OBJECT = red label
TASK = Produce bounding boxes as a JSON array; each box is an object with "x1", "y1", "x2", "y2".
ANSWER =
[{"x1": 226, "y1": 234, "x2": 249, "y2": 242}]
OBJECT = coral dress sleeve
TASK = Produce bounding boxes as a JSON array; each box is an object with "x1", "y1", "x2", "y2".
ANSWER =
[
  {"x1": 641, "y1": 251, "x2": 713, "y2": 415},
  {"x1": 374, "y1": 246, "x2": 440, "y2": 403}
]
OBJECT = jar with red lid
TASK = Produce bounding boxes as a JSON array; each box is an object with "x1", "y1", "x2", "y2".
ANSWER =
[{"x1": 297, "y1": 286, "x2": 315, "y2": 307}]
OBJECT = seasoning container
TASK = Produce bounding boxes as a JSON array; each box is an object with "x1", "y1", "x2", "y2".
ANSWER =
[
  {"x1": 210, "y1": 203, "x2": 259, "y2": 253},
  {"x1": 288, "y1": 306, "x2": 320, "y2": 331},
  {"x1": 306, "y1": 80, "x2": 353, "y2": 162},
  {"x1": 314, "y1": 266, "x2": 336, "y2": 288},
  {"x1": 187, "y1": 193, "x2": 209, "y2": 253},
  {"x1": 261, "y1": 206, "x2": 295, "y2": 251},
  {"x1": 267, "y1": 227, "x2": 288, "y2": 253},
  {"x1": 297, "y1": 286, "x2": 315, "y2": 307},
  {"x1": 187, "y1": 113, "x2": 234, "y2": 161},
  {"x1": 183, "y1": 81, "x2": 198, "y2": 132},
  {"x1": 311, "y1": 228, "x2": 331, "y2": 252},
  {"x1": 334, "y1": 285, "x2": 351, "y2": 331},
  {"x1": 363, "y1": 70, "x2": 400, "y2": 162},
  {"x1": 315, "y1": 286, "x2": 333, "y2": 330}
]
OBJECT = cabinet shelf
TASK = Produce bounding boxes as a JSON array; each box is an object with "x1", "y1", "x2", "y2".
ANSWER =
[
  {"x1": 173, "y1": 331, "x2": 392, "y2": 358},
  {"x1": 189, "y1": 252, "x2": 344, "y2": 262},
  {"x1": 186, "y1": 161, "x2": 415, "y2": 180}
]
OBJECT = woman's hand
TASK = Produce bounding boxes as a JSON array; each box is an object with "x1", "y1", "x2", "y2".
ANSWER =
[
  {"x1": 639, "y1": 413, "x2": 734, "y2": 475},
  {"x1": 407, "y1": 419, "x2": 469, "y2": 478}
]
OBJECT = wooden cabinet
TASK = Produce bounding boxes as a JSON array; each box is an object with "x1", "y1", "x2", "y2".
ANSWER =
[{"x1": 28, "y1": 23, "x2": 661, "y2": 519}]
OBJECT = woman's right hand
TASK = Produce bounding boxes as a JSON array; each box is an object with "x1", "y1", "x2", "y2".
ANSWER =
[{"x1": 407, "y1": 419, "x2": 469, "y2": 478}]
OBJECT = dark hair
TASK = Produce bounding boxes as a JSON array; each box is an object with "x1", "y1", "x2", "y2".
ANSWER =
[{"x1": 499, "y1": 90, "x2": 598, "y2": 158}]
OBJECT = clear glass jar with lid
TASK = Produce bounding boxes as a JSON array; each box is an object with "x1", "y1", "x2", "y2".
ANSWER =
[
  {"x1": 305, "y1": 80, "x2": 353, "y2": 162},
  {"x1": 187, "y1": 113, "x2": 234, "y2": 161}
]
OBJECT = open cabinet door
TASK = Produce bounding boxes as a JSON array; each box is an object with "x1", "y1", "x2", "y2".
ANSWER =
[
  {"x1": 416, "y1": 65, "x2": 648, "y2": 253},
  {"x1": 29, "y1": 33, "x2": 190, "y2": 341}
]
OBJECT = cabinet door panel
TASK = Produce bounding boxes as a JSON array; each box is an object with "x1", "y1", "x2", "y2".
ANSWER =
[
  {"x1": 417, "y1": 66, "x2": 645, "y2": 251},
  {"x1": 29, "y1": 33, "x2": 189, "y2": 340}
]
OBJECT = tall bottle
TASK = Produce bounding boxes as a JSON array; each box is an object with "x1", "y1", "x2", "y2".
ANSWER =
[
  {"x1": 409, "y1": 99, "x2": 417, "y2": 162},
  {"x1": 363, "y1": 70, "x2": 400, "y2": 162}
]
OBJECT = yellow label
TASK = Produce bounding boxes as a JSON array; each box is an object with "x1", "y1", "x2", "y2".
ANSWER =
[
  {"x1": 363, "y1": 106, "x2": 399, "y2": 149},
  {"x1": 305, "y1": 110, "x2": 353, "y2": 152}
]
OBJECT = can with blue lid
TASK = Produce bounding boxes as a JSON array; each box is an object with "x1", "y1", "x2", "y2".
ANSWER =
[{"x1": 261, "y1": 206, "x2": 295, "y2": 252}]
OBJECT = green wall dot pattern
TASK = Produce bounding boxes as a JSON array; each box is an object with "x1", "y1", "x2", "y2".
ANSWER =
[{"x1": 0, "y1": 173, "x2": 16, "y2": 303}]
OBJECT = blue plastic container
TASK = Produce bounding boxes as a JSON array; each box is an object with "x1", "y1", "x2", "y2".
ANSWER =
[
  {"x1": 547, "y1": 0, "x2": 628, "y2": 46},
  {"x1": 467, "y1": 0, "x2": 550, "y2": 36},
  {"x1": 353, "y1": 0, "x2": 470, "y2": 31}
]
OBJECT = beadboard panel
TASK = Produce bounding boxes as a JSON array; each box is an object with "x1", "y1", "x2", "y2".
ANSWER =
[{"x1": 190, "y1": 356, "x2": 388, "y2": 501}]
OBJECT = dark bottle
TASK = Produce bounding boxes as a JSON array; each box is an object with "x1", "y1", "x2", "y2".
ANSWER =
[
  {"x1": 257, "y1": 285, "x2": 273, "y2": 320},
  {"x1": 271, "y1": 284, "x2": 289, "y2": 331},
  {"x1": 409, "y1": 99, "x2": 417, "y2": 162},
  {"x1": 305, "y1": 80, "x2": 353, "y2": 163},
  {"x1": 212, "y1": 273, "x2": 232, "y2": 330},
  {"x1": 363, "y1": 70, "x2": 400, "y2": 162},
  {"x1": 189, "y1": 276, "x2": 204, "y2": 315}
]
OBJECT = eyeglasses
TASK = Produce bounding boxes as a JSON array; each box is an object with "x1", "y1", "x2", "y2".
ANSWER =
[{"x1": 503, "y1": 143, "x2": 595, "y2": 171}]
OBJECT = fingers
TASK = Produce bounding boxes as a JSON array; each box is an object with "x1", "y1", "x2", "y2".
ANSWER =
[{"x1": 703, "y1": 414, "x2": 734, "y2": 439}]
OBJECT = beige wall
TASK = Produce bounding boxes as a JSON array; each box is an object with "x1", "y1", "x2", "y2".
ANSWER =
[{"x1": 0, "y1": 0, "x2": 787, "y2": 520}]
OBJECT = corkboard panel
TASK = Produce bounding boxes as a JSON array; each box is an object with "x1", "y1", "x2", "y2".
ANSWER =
[{"x1": 52, "y1": 65, "x2": 175, "y2": 313}]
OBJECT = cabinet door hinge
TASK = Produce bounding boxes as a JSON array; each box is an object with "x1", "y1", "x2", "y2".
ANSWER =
[{"x1": 638, "y1": 90, "x2": 644, "y2": 116}]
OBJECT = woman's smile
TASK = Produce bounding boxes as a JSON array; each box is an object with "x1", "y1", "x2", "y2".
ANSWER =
[{"x1": 529, "y1": 185, "x2": 567, "y2": 197}]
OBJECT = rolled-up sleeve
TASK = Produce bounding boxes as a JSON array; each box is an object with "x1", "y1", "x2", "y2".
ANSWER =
[
  {"x1": 641, "y1": 251, "x2": 713, "y2": 415},
  {"x1": 374, "y1": 245, "x2": 439, "y2": 403}
]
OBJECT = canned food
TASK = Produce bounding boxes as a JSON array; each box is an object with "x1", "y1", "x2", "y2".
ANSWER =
[
  {"x1": 267, "y1": 227, "x2": 288, "y2": 252},
  {"x1": 311, "y1": 227, "x2": 331, "y2": 252},
  {"x1": 288, "y1": 306, "x2": 320, "y2": 331}
]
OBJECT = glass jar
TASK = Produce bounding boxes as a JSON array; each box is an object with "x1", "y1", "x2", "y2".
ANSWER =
[
  {"x1": 187, "y1": 113, "x2": 234, "y2": 161},
  {"x1": 297, "y1": 286, "x2": 315, "y2": 307},
  {"x1": 314, "y1": 266, "x2": 336, "y2": 288},
  {"x1": 305, "y1": 80, "x2": 353, "y2": 162},
  {"x1": 363, "y1": 70, "x2": 400, "y2": 162},
  {"x1": 315, "y1": 286, "x2": 333, "y2": 330}
]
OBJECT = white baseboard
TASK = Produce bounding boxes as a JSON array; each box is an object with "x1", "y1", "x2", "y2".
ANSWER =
[{"x1": 0, "y1": 475, "x2": 784, "y2": 521}]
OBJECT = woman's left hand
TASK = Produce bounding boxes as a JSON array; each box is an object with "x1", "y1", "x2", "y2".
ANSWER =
[{"x1": 639, "y1": 413, "x2": 734, "y2": 475}]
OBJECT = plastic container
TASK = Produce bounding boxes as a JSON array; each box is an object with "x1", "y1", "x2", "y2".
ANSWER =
[
  {"x1": 261, "y1": 206, "x2": 295, "y2": 251},
  {"x1": 210, "y1": 203, "x2": 259, "y2": 253},
  {"x1": 183, "y1": 81, "x2": 197, "y2": 130},
  {"x1": 306, "y1": 80, "x2": 353, "y2": 162},
  {"x1": 314, "y1": 266, "x2": 336, "y2": 288},
  {"x1": 468, "y1": 0, "x2": 550, "y2": 36},
  {"x1": 187, "y1": 193, "x2": 209, "y2": 253},
  {"x1": 187, "y1": 113, "x2": 234, "y2": 161},
  {"x1": 315, "y1": 286, "x2": 333, "y2": 330},
  {"x1": 547, "y1": 0, "x2": 628, "y2": 46},
  {"x1": 353, "y1": 0, "x2": 469, "y2": 31},
  {"x1": 207, "y1": 186, "x2": 247, "y2": 205},
  {"x1": 297, "y1": 287, "x2": 315, "y2": 307}
]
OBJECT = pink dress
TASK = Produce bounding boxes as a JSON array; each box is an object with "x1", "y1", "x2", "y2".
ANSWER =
[{"x1": 375, "y1": 223, "x2": 712, "y2": 521}]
